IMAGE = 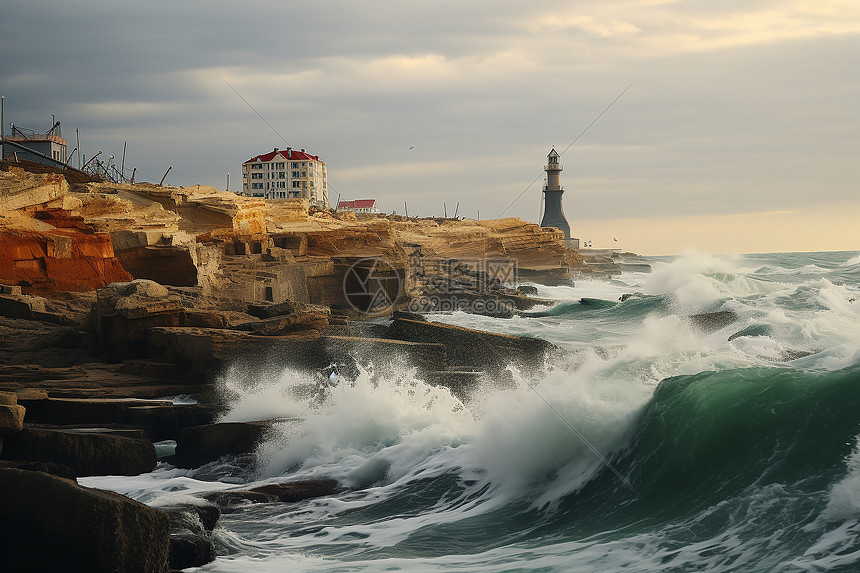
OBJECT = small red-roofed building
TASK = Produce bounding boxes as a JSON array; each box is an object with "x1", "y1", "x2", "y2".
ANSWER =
[
  {"x1": 336, "y1": 199, "x2": 380, "y2": 214},
  {"x1": 241, "y1": 147, "x2": 328, "y2": 208}
]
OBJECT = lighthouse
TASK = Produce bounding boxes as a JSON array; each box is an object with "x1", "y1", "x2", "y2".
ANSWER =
[{"x1": 540, "y1": 148, "x2": 574, "y2": 243}]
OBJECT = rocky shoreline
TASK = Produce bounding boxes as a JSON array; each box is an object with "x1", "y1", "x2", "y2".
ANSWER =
[{"x1": 0, "y1": 161, "x2": 608, "y2": 571}]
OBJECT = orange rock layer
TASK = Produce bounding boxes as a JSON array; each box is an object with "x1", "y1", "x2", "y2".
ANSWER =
[{"x1": 0, "y1": 228, "x2": 132, "y2": 294}]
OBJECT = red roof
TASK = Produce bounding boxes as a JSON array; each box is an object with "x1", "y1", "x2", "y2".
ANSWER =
[
  {"x1": 337, "y1": 199, "x2": 377, "y2": 209},
  {"x1": 244, "y1": 148, "x2": 320, "y2": 164}
]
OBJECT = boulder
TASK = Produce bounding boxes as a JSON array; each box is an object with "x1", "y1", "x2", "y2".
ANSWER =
[
  {"x1": 688, "y1": 310, "x2": 739, "y2": 334},
  {"x1": 148, "y1": 327, "x2": 447, "y2": 373},
  {"x1": 1, "y1": 427, "x2": 157, "y2": 476},
  {"x1": 235, "y1": 309, "x2": 330, "y2": 336},
  {"x1": 162, "y1": 503, "x2": 220, "y2": 570},
  {"x1": 18, "y1": 397, "x2": 216, "y2": 441},
  {"x1": 0, "y1": 391, "x2": 26, "y2": 434},
  {"x1": 0, "y1": 459, "x2": 76, "y2": 480},
  {"x1": 173, "y1": 421, "x2": 273, "y2": 468},
  {"x1": 384, "y1": 318, "x2": 555, "y2": 370},
  {"x1": 18, "y1": 397, "x2": 173, "y2": 426},
  {"x1": 96, "y1": 279, "x2": 184, "y2": 342},
  {"x1": 0, "y1": 468, "x2": 169, "y2": 573},
  {"x1": 202, "y1": 479, "x2": 340, "y2": 509},
  {"x1": 120, "y1": 404, "x2": 218, "y2": 442},
  {"x1": 246, "y1": 300, "x2": 330, "y2": 320},
  {"x1": 392, "y1": 310, "x2": 426, "y2": 322}
]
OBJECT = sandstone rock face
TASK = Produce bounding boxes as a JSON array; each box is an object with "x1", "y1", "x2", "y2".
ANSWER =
[
  {"x1": 0, "y1": 168, "x2": 69, "y2": 211},
  {"x1": 96, "y1": 279, "x2": 184, "y2": 342},
  {"x1": 0, "y1": 228, "x2": 132, "y2": 293},
  {"x1": 0, "y1": 467, "x2": 170, "y2": 573}
]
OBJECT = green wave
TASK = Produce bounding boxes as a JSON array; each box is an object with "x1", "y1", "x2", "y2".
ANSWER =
[{"x1": 620, "y1": 365, "x2": 860, "y2": 513}]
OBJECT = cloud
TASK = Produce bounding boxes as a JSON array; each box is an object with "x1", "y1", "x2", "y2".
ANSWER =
[{"x1": 1, "y1": 0, "x2": 857, "y2": 253}]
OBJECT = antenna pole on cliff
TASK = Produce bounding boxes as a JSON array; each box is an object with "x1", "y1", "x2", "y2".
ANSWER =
[
  {"x1": 404, "y1": 202, "x2": 408, "y2": 218},
  {"x1": 83, "y1": 150, "x2": 101, "y2": 170},
  {"x1": 454, "y1": 202, "x2": 459, "y2": 218},
  {"x1": 159, "y1": 166, "x2": 172, "y2": 186},
  {"x1": 226, "y1": 172, "x2": 230, "y2": 192},
  {"x1": 131, "y1": 168, "x2": 136, "y2": 184},
  {"x1": 1, "y1": 96, "x2": 4, "y2": 162},
  {"x1": 120, "y1": 142, "x2": 127, "y2": 182},
  {"x1": 444, "y1": 202, "x2": 447, "y2": 218}
]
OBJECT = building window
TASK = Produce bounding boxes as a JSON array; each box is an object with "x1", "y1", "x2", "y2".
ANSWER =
[
  {"x1": 252, "y1": 183, "x2": 263, "y2": 190},
  {"x1": 292, "y1": 181, "x2": 301, "y2": 188},
  {"x1": 251, "y1": 163, "x2": 262, "y2": 169},
  {"x1": 278, "y1": 172, "x2": 285, "y2": 179},
  {"x1": 291, "y1": 162, "x2": 298, "y2": 168},
  {"x1": 251, "y1": 173, "x2": 263, "y2": 179},
  {"x1": 292, "y1": 171, "x2": 300, "y2": 178}
]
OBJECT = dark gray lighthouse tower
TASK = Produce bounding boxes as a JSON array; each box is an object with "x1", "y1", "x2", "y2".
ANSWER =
[{"x1": 540, "y1": 148, "x2": 572, "y2": 241}]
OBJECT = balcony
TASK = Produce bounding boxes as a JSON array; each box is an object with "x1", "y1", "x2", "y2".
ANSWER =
[{"x1": 544, "y1": 164, "x2": 563, "y2": 171}]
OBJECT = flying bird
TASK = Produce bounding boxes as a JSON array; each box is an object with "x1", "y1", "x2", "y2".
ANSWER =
[{"x1": 408, "y1": 146, "x2": 415, "y2": 150}]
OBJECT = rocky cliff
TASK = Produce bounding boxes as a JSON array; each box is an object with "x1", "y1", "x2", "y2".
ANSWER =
[{"x1": 0, "y1": 162, "x2": 583, "y2": 303}]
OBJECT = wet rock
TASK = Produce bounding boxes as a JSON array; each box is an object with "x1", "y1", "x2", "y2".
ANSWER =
[
  {"x1": 392, "y1": 310, "x2": 427, "y2": 322},
  {"x1": 384, "y1": 318, "x2": 555, "y2": 371},
  {"x1": 18, "y1": 397, "x2": 173, "y2": 426},
  {"x1": 162, "y1": 503, "x2": 220, "y2": 570},
  {"x1": 202, "y1": 479, "x2": 339, "y2": 508},
  {"x1": 1, "y1": 426, "x2": 157, "y2": 476},
  {"x1": 246, "y1": 300, "x2": 329, "y2": 320},
  {"x1": 688, "y1": 310, "x2": 739, "y2": 333},
  {"x1": 19, "y1": 396, "x2": 219, "y2": 441},
  {"x1": 148, "y1": 327, "x2": 447, "y2": 373},
  {"x1": 14, "y1": 396, "x2": 216, "y2": 441},
  {"x1": 0, "y1": 467, "x2": 169, "y2": 573},
  {"x1": 235, "y1": 309, "x2": 330, "y2": 336},
  {"x1": 173, "y1": 421, "x2": 273, "y2": 469},
  {"x1": 120, "y1": 404, "x2": 218, "y2": 441},
  {"x1": 517, "y1": 284, "x2": 539, "y2": 295}
]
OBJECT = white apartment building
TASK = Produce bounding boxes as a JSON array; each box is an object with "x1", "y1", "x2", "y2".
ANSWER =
[{"x1": 241, "y1": 147, "x2": 328, "y2": 208}]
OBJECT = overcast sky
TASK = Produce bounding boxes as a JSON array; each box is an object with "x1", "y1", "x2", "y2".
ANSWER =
[{"x1": 2, "y1": 0, "x2": 858, "y2": 254}]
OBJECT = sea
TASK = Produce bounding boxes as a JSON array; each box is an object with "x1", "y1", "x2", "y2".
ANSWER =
[{"x1": 83, "y1": 250, "x2": 860, "y2": 572}]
